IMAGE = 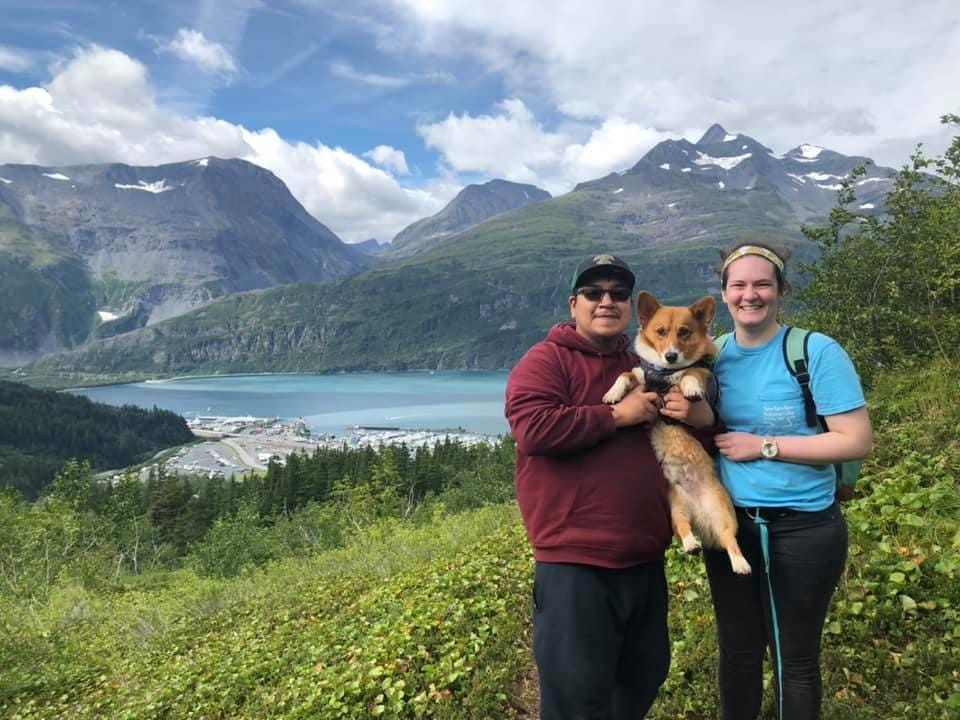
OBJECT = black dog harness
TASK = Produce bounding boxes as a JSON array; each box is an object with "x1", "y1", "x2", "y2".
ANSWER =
[{"x1": 637, "y1": 357, "x2": 718, "y2": 400}]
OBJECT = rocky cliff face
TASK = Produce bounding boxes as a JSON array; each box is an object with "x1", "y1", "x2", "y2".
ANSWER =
[
  {"x1": 0, "y1": 157, "x2": 371, "y2": 361},
  {"x1": 387, "y1": 179, "x2": 551, "y2": 258}
]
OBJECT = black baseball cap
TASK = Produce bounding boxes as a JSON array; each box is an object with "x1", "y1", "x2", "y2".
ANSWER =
[{"x1": 571, "y1": 253, "x2": 636, "y2": 291}]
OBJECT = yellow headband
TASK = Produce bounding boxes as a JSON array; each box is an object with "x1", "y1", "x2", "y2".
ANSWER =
[{"x1": 722, "y1": 245, "x2": 785, "y2": 273}]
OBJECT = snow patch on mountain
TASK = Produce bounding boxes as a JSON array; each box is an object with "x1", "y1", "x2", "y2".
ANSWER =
[
  {"x1": 114, "y1": 179, "x2": 176, "y2": 194},
  {"x1": 694, "y1": 152, "x2": 751, "y2": 170}
]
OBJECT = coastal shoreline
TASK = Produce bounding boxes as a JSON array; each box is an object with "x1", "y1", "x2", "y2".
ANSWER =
[{"x1": 161, "y1": 415, "x2": 503, "y2": 480}]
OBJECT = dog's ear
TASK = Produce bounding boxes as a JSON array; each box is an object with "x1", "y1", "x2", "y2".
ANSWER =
[
  {"x1": 689, "y1": 295, "x2": 716, "y2": 329},
  {"x1": 635, "y1": 291, "x2": 660, "y2": 327}
]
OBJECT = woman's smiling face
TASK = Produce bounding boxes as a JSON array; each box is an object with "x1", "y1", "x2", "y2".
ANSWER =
[{"x1": 721, "y1": 254, "x2": 783, "y2": 335}]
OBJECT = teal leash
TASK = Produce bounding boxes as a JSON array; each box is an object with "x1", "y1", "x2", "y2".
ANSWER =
[{"x1": 751, "y1": 513, "x2": 785, "y2": 719}]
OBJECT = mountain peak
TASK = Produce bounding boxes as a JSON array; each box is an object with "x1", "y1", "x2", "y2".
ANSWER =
[
  {"x1": 785, "y1": 143, "x2": 826, "y2": 160},
  {"x1": 387, "y1": 179, "x2": 550, "y2": 257},
  {"x1": 698, "y1": 123, "x2": 736, "y2": 145}
]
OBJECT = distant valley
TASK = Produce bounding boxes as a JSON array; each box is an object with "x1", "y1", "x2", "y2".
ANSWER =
[{"x1": 2, "y1": 124, "x2": 896, "y2": 385}]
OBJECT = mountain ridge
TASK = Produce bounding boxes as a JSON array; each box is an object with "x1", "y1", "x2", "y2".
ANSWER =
[{"x1": 12, "y1": 123, "x2": 898, "y2": 383}]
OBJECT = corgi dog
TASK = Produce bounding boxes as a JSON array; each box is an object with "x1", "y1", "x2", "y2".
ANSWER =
[{"x1": 603, "y1": 291, "x2": 751, "y2": 575}]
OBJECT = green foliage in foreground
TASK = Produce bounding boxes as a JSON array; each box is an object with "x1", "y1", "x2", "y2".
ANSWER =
[
  {"x1": 1, "y1": 361, "x2": 958, "y2": 719},
  {"x1": 1, "y1": 505, "x2": 533, "y2": 720}
]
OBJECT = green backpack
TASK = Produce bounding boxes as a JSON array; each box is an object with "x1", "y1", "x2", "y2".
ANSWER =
[{"x1": 714, "y1": 326, "x2": 862, "y2": 499}]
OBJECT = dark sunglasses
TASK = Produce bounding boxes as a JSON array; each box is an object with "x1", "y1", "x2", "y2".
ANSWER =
[{"x1": 576, "y1": 286, "x2": 632, "y2": 302}]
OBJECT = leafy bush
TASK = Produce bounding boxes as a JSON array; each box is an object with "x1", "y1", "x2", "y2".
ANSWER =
[
  {"x1": 188, "y1": 503, "x2": 284, "y2": 578},
  {"x1": 798, "y1": 115, "x2": 960, "y2": 386}
]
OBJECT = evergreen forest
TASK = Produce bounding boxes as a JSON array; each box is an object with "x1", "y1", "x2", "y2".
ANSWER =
[{"x1": 0, "y1": 381, "x2": 194, "y2": 499}]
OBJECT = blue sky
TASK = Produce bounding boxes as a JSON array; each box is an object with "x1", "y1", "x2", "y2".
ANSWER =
[{"x1": 0, "y1": 0, "x2": 957, "y2": 242}]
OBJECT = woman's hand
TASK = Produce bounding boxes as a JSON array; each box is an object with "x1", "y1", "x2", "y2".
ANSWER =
[{"x1": 714, "y1": 431, "x2": 762, "y2": 461}]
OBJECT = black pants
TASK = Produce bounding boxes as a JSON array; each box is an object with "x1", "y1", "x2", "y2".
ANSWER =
[
  {"x1": 533, "y1": 561, "x2": 670, "y2": 720},
  {"x1": 703, "y1": 504, "x2": 848, "y2": 720}
]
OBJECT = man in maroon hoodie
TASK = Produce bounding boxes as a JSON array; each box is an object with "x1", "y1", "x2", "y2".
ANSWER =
[{"x1": 505, "y1": 253, "x2": 717, "y2": 719}]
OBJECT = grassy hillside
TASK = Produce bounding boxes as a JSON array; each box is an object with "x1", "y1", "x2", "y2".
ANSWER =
[{"x1": 1, "y1": 361, "x2": 957, "y2": 719}]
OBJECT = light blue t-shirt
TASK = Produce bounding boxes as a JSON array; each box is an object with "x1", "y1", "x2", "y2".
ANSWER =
[{"x1": 714, "y1": 325, "x2": 866, "y2": 511}]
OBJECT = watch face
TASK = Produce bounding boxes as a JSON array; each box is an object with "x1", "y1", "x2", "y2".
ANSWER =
[{"x1": 761, "y1": 440, "x2": 778, "y2": 458}]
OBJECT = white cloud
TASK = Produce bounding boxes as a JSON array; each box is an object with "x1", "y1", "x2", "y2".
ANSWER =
[
  {"x1": 363, "y1": 145, "x2": 410, "y2": 175},
  {"x1": 163, "y1": 28, "x2": 238, "y2": 77},
  {"x1": 0, "y1": 46, "x2": 34, "y2": 73},
  {"x1": 417, "y1": 99, "x2": 678, "y2": 194},
  {"x1": 389, "y1": 0, "x2": 960, "y2": 167},
  {"x1": 418, "y1": 99, "x2": 568, "y2": 186},
  {"x1": 242, "y1": 128, "x2": 446, "y2": 241},
  {"x1": 0, "y1": 45, "x2": 444, "y2": 243},
  {"x1": 330, "y1": 60, "x2": 410, "y2": 88},
  {"x1": 561, "y1": 119, "x2": 677, "y2": 182},
  {"x1": 0, "y1": 46, "x2": 248, "y2": 166},
  {"x1": 329, "y1": 59, "x2": 455, "y2": 90}
]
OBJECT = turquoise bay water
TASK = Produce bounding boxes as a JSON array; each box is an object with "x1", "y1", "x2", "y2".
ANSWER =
[{"x1": 70, "y1": 371, "x2": 511, "y2": 436}]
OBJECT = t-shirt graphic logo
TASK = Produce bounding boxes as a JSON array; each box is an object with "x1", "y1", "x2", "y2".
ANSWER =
[{"x1": 763, "y1": 402, "x2": 799, "y2": 433}]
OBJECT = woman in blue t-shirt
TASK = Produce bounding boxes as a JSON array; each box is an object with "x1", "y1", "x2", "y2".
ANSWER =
[{"x1": 707, "y1": 242, "x2": 873, "y2": 720}]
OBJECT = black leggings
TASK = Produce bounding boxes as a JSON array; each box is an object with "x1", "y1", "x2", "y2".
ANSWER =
[
  {"x1": 703, "y1": 503, "x2": 848, "y2": 720},
  {"x1": 533, "y1": 561, "x2": 670, "y2": 720}
]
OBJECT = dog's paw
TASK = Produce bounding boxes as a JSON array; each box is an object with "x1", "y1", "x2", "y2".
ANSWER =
[
  {"x1": 602, "y1": 389, "x2": 623, "y2": 404},
  {"x1": 681, "y1": 535, "x2": 701, "y2": 555},
  {"x1": 679, "y1": 375, "x2": 705, "y2": 401},
  {"x1": 602, "y1": 377, "x2": 630, "y2": 404},
  {"x1": 730, "y1": 554, "x2": 752, "y2": 575}
]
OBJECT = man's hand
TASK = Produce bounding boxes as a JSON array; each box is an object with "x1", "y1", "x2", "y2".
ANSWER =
[{"x1": 610, "y1": 388, "x2": 661, "y2": 427}]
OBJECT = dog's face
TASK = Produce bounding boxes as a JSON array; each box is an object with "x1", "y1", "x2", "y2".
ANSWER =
[{"x1": 634, "y1": 291, "x2": 717, "y2": 368}]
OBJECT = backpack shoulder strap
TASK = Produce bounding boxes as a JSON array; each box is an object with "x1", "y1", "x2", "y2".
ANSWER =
[
  {"x1": 713, "y1": 332, "x2": 732, "y2": 354},
  {"x1": 782, "y1": 326, "x2": 818, "y2": 427},
  {"x1": 709, "y1": 332, "x2": 731, "y2": 370}
]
